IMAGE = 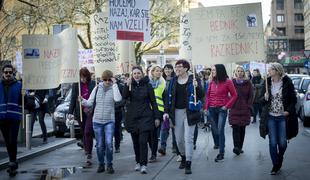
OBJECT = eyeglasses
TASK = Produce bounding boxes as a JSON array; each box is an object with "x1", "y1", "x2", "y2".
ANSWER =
[
  {"x1": 4, "y1": 71, "x2": 13, "y2": 75},
  {"x1": 103, "y1": 79, "x2": 112, "y2": 82}
]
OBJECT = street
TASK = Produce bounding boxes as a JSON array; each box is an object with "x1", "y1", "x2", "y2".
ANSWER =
[{"x1": 1, "y1": 121, "x2": 309, "y2": 180}]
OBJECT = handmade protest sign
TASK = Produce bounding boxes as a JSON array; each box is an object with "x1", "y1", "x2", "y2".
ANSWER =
[
  {"x1": 116, "y1": 41, "x2": 136, "y2": 74},
  {"x1": 179, "y1": 12, "x2": 192, "y2": 61},
  {"x1": 109, "y1": 0, "x2": 150, "y2": 42},
  {"x1": 22, "y1": 28, "x2": 79, "y2": 89},
  {"x1": 189, "y1": 3, "x2": 265, "y2": 65},
  {"x1": 79, "y1": 49, "x2": 95, "y2": 73},
  {"x1": 91, "y1": 11, "x2": 118, "y2": 78}
]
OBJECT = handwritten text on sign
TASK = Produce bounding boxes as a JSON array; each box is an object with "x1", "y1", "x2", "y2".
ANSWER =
[
  {"x1": 91, "y1": 12, "x2": 118, "y2": 78},
  {"x1": 179, "y1": 12, "x2": 192, "y2": 61},
  {"x1": 189, "y1": 3, "x2": 265, "y2": 65},
  {"x1": 109, "y1": 0, "x2": 150, "y2": 42}
]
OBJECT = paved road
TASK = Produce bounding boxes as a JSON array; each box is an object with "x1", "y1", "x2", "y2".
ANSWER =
[{"x1": 1, "y1": 122, "x2": 310, "y2": 180}]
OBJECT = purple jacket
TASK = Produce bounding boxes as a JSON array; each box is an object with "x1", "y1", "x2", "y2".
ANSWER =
[{"x1": 229, "y1": 79, "x2": 254, "y2": 126}]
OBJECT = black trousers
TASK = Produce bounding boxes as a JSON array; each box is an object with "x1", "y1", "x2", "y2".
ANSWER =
[
  {"x1": 131, "y1": 131, "x2": 150, "y2": 166},
  {"x1": 0, "y1": 120, "x2": 20, "y2": 162},
  {"x1": 253, "y1": 103, "x2": 262, "y2": 122},
  {"x1": 193, "y1": 124, "x2": 198, "y2": 146},
  {"x1": 114, "y1": 111, "x2": 122, "y2": 149},
  {"x1": 30, "y1": 109, "x2": 47, "y2": 139},
  {"x1": 232, "y1": 125, "x2": 246, "y2": 150},
  {"x1": 148, "y1": 125, "x2": 161, "y2": 157}
]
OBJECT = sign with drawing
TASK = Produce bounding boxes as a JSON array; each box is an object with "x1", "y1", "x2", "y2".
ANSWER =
[{"x1": 189, "y1": 3, "x2": 265, "y2": 65}]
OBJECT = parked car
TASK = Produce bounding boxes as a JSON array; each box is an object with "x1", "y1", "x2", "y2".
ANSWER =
[
  {"x1": 287, "y1": 74, "x2": 310, "y2": 117},
  {"x1": 53, "y1": 88, "x2": 81, "y2": 137},
  {"x1": 300, "y1": 84, "x2": 310, "y2": 127}
]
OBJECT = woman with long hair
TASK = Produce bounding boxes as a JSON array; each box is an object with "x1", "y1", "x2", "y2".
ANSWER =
[
  {"x1": 204, "y1": 64, "x2": 237, "y2": 162},
  {"x1": 260, "y1": 63, "x2": 298, "y2": 175},
  {"x1": 123, "y1": 66, "x2": 161, "y2": 174},
  {"x1": 229, "y1": 66, "x2": 253, "y2": 155}
]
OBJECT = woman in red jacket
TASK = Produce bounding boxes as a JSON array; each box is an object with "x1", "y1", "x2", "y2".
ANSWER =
[
  {"x1": 229, "y1": 66, "x2": 254, "y2": 155},
  {"x1": 204, "y1": 64, "x2": 237, "y2": 162}
]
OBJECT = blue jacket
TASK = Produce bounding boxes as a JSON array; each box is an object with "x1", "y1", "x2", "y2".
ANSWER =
[{"x1": 0, "y1": 80, "x2": 22, "y2": 121}]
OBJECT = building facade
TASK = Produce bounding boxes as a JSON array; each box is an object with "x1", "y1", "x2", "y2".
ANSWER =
[
  {"x1": 305, "y1": 0, "x2": 310, "y2": 50},
  {"x1": 267, "y1": 0, "x2": 305, "y2": 73}
]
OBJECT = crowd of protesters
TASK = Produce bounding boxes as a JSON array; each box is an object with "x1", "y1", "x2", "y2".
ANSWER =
[{"x1": 0, "y1": 60, "x2": 299, "y2": 177}]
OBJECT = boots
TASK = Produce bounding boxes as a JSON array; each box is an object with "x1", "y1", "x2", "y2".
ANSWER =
[
  {"x1": 179, "y1": 155, "x2": 186, "y2": 169},
  {"x1": 7, "y1": 162, "x2": 18, "y2": 177},
  {"x1": 185, "y1": 161, "x2": 192, "y2": 174}
]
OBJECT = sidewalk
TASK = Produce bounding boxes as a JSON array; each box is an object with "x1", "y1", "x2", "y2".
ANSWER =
[{"x1": 0, "y1": 115, "x2": 76, "y2": 170}]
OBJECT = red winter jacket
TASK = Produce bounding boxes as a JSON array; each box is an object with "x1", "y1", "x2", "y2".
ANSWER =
[
  {"x1": 204, "y1": 79, "x2": 237, "y2": 110},
  {"x1": 229, "y1": 79, "x2": 254, "y2": 126}
]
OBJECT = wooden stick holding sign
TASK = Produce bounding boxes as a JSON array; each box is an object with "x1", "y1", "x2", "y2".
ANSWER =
[
  {"x1": 265, "y1": 62, "x2": 269, "y2": 99},
  {"x1": 191, "y1": 62, "x2": 197, "y2": 105},
  {"x1": 78, "y1": 76, "x2": 83, "y2": 123}
]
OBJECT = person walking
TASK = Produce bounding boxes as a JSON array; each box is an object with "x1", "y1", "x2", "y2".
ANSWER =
[
  {"x1": 158, "y1": 64, "x2": 178, "y2": 156},
  {"x1": 80, "y1": 70, "x2": 122, "y2": 174},
  {"x1": 123, "y1": 66, "x2": 161, "y2": 174},
  {"x1": 0, "y1": 64, "x2": 22, "y2": 177},
  {"x1": 114, "y1": 77, "x2": 125, "y2": 153},
  {"x1": 147, "y1": 64, "x2": 165, "y2": 162},
  {"x1": 251, "y1": 68, "x2": 264, "y2": 123},
  {"x1": 229, "y1": 66, "x2": 254, "y2": 155},
  {"x1": 68, "y1": 67, "x2": 96, "y2": 165},
  {"x1": 163, "y1": 59, "x2": 203, "y2": 174},
  {"x1": 204, "y1": 64, "x2": 237, "y2": 162},
  {"x1": 260, "y1": 63, "x2": 298, "y2": 175}
]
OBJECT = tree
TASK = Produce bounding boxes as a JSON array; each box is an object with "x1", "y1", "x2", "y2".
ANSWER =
[{"x1": 1, "y1": 0, "x2": 185, "y2": 65}]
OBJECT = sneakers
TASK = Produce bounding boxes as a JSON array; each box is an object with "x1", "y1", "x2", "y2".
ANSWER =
[
  {"x1": 185, "y1": 161, "x2": 192, "y2": 174},
  {"x1": 115, "y1": 148, "x2": 120, "y2": 153},
  {"x1": 148, "y1": 155, "x2": 156, "y2": 163},
  {"x1": 85, "y1": 154, "x2": 92, "y2": 166},
  {"x1": 158, "y1": 148, "x2": 166, "y2": 156},
  {"x1": 214, "y1": 154, "x2": 224, "y2": 162},
  {"x1": 213, "y1": 145, "x2": 219, "y2": 149},
  {"x1": 97, "y1": 165, "x2": 105, "y2": 173},
  {"x1": 179, "y1": 155, "x2": 186, "y2": 169},
  {"x1": 140, "y1": 165, "x2": 147, "y2": 174},
  {"x1": 77, "y1": 141, "x2": 84, "y2": 149},
  {"x1": 134, "y1": 163, "x2": 141, "y2": 171},
  {"x1": 270, "y1": 165, "x2": 280, "y2": 175},
  {"x1": 233, "y1": 147, "x2": 241, "y2": 156},
  {"x1": 107, "y1": 165, "x2": 115, "y2": 174},
  {"x1": 176, "y1": 155, "x2": 182, "y2": 162}
]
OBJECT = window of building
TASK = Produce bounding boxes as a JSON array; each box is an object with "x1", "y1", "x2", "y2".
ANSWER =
[
  {"x1": 277, "y1": 27, "x2": 286, "y2": 36},
  {"x1": 294, "y1": 14, "x2": 304, "y2": 21},
  {"x1": 276, "y1": 0, "x2": 284, "y2": 10},
  {"x1": 294, "y1": 0, "x2": 303, "y2": 9},
  {"x1": 276, "y1": 14, "x2": 285, "y2": 22},
  {"x1": 295, "y1": 26, "x2": 304, "y2": 34}
]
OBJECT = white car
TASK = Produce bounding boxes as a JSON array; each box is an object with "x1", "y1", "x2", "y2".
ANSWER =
[{"x1": 301, "y1": 84, "x2": 310, "y2": 127}]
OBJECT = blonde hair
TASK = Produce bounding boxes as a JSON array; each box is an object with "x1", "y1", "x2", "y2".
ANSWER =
[
  {"x1": 148, "y1": 64, "x2": 165, "y2": 84},
  {"x1": 269, "y1": 62, "x2": 285, "y2": 77},
  {"x1": 234, "y1": 65, "x2": 247, "y2": 80}
]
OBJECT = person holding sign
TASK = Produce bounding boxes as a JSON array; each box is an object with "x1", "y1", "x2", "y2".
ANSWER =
[
  {"x1": 204, "y1": 64, "x2": 237, "y2": 162},
  {"x1": 259, "y1": 63, "x2": 298, "y2": 175},
  {"x1": 147, "y1": 64, "x2": 165, "y2": 162},
  {"x1": 229, "y1": 66, "x2": 253, "y2": 155},
  {"x1": 123, "y1": 66, "x2": 161, "y2": 174},
  {"x1": 0, "y1": 64, "x2": 22, "y2": 177},
  {"x1": 80, "y1": 70, "x2": 122, "y2": 174},
  {"x1": 68, "y1": 68, "x2": 96, "y2": 166},
  {"x1": 163, "y1": 60, "x2": 203, "y2": 174}
]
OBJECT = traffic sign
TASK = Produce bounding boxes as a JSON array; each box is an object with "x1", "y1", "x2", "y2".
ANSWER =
[{"x1": 304, "y1": 60, "x2": 309, "y2": 68}]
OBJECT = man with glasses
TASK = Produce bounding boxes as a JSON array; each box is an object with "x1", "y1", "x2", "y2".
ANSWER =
[{"x1": 0, "y1": 64, "x2": 22, "y2": 177}]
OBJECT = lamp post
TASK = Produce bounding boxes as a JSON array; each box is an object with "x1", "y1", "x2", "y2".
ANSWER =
[{"x1": 158, "y1": 45, "x2": 165, "y2": 67}]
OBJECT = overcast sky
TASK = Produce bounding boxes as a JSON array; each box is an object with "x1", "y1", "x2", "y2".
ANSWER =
[{"x1": 201, "y1": 0, "x2": 272, "y2": 26}]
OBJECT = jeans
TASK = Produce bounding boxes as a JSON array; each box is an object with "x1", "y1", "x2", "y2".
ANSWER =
[
  {"x1": 268, "y1": 115, "x2": 287, "y2": 166},
  {"x1": 93, "y1": 122, "x2": 115, "y2": 166},
  {"x1": 131, "y1": 131, "x2": 150, "y2": 166},
  {"x1": 174, "y1": 109, "x2": 196, "y2": 161},
  {"x1": 0, "y1": 120, "x2": 20, "y2": 163},
  {"x1": 208, "y1": 107, "x2": 228, "y2": 155},
  {"x1": 160, "y1": 125, "x2": 169, "y2": 150}
]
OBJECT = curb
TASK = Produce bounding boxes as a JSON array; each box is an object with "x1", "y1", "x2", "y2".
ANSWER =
[{"x1": 0, "y1": 138, "x2": 76, "y2": 170}]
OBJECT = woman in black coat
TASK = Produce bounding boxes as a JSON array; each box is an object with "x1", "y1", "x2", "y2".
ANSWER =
[
  {"x1": 123, "y1": 66, "x2": 160, "y2": 174},
  {"x1": 260, "y1": 63, "x2": 298, "y2": 175}
]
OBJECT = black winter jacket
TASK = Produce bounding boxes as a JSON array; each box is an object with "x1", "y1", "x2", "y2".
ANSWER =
[
  {"x1": 259, "y1": 75, "x2": 298, "y2": 139},
  {"x1": 69, "y1": 80, "x2": 96, "y2": 119},
  {"x1": 123, "y1": 76, "x2": 160, "y2": 133},
  {"x1": 164, "y1": 75, "x2": 203, "y2": 126}
]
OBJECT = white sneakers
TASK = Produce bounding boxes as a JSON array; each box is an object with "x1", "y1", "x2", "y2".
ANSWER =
[
  {"x1": 134, "y1": 163, "x2": 141, "y2": 171},
  {"x1": 140, "y1": 165, "x2": 147, "y2": 174},
  {"x1": 176, "y1": 155, "x2": 182, "y2": 162}
]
